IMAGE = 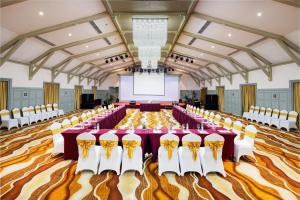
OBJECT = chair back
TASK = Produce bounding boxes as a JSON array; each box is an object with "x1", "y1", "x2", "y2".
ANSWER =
[
  {"x1": 99, "y1": 132, "x2": 119, "y2": 159},
  {"x1": 288, "y1": 111, "x2": 298, "y2": 122},
  {"x1": 199, "y1": 109, "x2": 204, "y2": 117},
  {"x1": 160, "y1": 133, "x2": 179, "y2": 159},
  {"x1": 253, "y1": 106, "x2": 259, "y2": 114},
  {"x1": 279, "y1": 110, "x2": 288, "y2": 120},
  {"x1": 248, "y1": 105, "x2": 255, "y2": 113},
  {"x1": 241, "y1": 125, "x2": 257, "y2": 146},
  {"x1": 265, "y1": 108, "x2": 272, "y2": 117},
  {"x1": 259, "y1": 107, "x2": 266, "y2": 115},
  {"x1": 49, "y1": 122, "x2": 62, "y2": 134},
  {"x1": 214, "y1": 114, "x2": 222, "y2": 125},
  {"x1": 53, "y1": 103, "x2": 59, "y2": 111},
  {"x1": 70, "y1": 116, "x2": 79, "y2": 125},
  {"x1": 271, "y1": 109, "x2": 280, "y2": 119},
  {"x1": 232, "y1": 121, "x2": 244, "y2": 134},
  {"x1": 91, "y1": 110, "x2": 96, "y2": 117},
  {"x1": 12, "y1": 108, "x2": 21, "y2": 118},
  {"x1": 41, "y1": 105, "x2": 47, "y2": 113},
  {"x1": 223, "y1": 117, "x2": 232, "y2": 130},
  {"x1": 182, "y1": 133, "x2": 201, "y2": 161},
  {"x1": 122, "y1": 133, "x2": 142, "y2": 159},
  {"x1": 35, "y1": 105, "x2": 42, "y2": 114},
  {"x1": 81, "y1": 113, "x2": 87, "y2": 121},
  {"x1": 86, "y1": 111, "x2": 92, "y2": 119},
  {"x1": 28, "y1": 106, "x2": 35, "y2": 115},
  {"x1": 0, "y1": 109, "x2": 11, "y2": 120},
  {"x1": 61, "y1": 119, "x2": 71, "y2": 129},
  {"x1": 204, "y1": 134, "x2": 224, "y2": 161},
  {"x1": 22, "y1": 107, "x2": 30, "y2": 116},
  {"x1": 204, "y1": 110, "x2": 210, "y2": 119},
  {"x1": 46, "y1": 104, "x2": 53, "y2": 112},
  {"x1": 76, "y1": 133, "x2": 96, "y2": 159},
  {"x1": 208, "y1": 112, "x2": 215, "y2": 121}
]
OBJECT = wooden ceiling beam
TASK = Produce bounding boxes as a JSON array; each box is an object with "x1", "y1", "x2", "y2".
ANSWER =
[
  {"x1": 273, "y1": 0, "x2": 300, "y2": 8},
  {"x1": 0, "y1": 0, "x2": 26, "y2": 8}
]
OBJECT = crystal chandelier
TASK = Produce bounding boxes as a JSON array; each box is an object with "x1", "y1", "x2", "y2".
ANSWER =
[{"x1": 132, "y1": 18, "x2": 168, "y2": 69}]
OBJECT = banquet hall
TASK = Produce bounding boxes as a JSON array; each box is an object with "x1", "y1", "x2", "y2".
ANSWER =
[{"x1": 0, "y1": 0, "x2": 299, "y2": 199}]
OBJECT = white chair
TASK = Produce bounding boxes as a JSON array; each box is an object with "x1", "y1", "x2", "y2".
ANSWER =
[
  {"x1": 61, "y1": 118, "x2": 72, "y2": 129},
  {"x1": 48, "y1": 122, "x2": 64, "y2": 155},
  {"x1": 53, "y1": 103, "x2": 64, "y2": 116},
  {"x1": 279, "y1": 111, "x2": 298, "y2": 131},
  {"x1": 270, "y1": 110, "x2": 288, "y2": 128},
  {"x1": 158, "y1": 133, "x2": 180, "y2": 176},
  {"x1": 86, "y1": 111, "x2": 92, "y2": 119},
  {"x1": 223, "y1": 117, "x2": 232, "y2": 130},
  {"x1": 213, "y1": 114, "x2": 222, "y2": 126},
  {"x1": 248, "y1": 106, "x2": 259, "y2": 121},
  {"x1": 41, "y1": 105, "x2": 51, "y2": 120},
  {"x1": 264, "y1": 108, "x2": 279, "y2": 126},
  {"x1": 257, "y1": 107, "x2": 271, "y2": 124},
  {"x1": 208, "y1": 112, "x2": 215, "y2": 122},
  {"x1": 35, "y1": 105, "x2": 48, "y2": 121},
  {"x1": 253, "y1": 107, "x2": 265, "y2": 122},
  {"x1": 70, "y1": 116, "x2": 80, "y2": 126},
  {"x1": 234, "y1": 125, "x2": 257, "y2": 162},
  {"x1": 12, "y1": 108, "x2": 29, "y2": 127},
  {"x1": 199, "y1": 109, "x2": 204, "y2": 117},
  {"x1": 29, "y1": 106, "x2": 42, "y2": 122},
  {"x1": 22, "y1": 107, "x2": 36, "y2": 124},
  {"x1": 203, "y1": 110, "x2": 210, "y2": 119},
  {"x1": 46, "y1": 104, "x2": 58, "y2": 118},
  {"x1": 232, "y1": 121, "x2": 244, "y2": 139},
  {"x1": 121, "y1": 133, "x2": 143, "y2": 175},
  {"x1": 178, "y1": 133, "x2": 202, "y2": 176},
  {"x1": 0, "y1": 110, "x2": 18, "y2": 130},
  {"x1": 76, "y1": 132, "x2": 100, "y2": 174},
  {"x1": 200, "y1": 134, "x2": 226, "y2": 177},
  {"x1": 80, "y1": 113, "x2": 88, "y2": 122},
  {"x1": 242, "y1": 105, "x2": 254, "y2": 119},
  {"x1": 91, "y1": 109, "x2": 96, "y2": 117},
  {"x1": 98, "y1": 132, "x2": 122, "y2": 175}
]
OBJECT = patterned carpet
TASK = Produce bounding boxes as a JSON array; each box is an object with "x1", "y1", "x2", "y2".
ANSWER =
[{"x1": 0, "y1": 109, "x2": 299, "y2": 200}]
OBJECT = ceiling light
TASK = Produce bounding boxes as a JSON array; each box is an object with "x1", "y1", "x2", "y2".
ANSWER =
[
  {"x1": 110, "y1": 58, "x2": 113, "y2": 62},
  {"x1": 200, "y1": 53, "x2": 203, "y2": 56},
  {"x1": 85, "y1": 45, "x2": 89, "y2": 48},
  {"x1": 105, "y1": 60, "x2": 109, "y2": 63},
  {"x1": 211, "y1": 45, "x2": 215, "y2": 48},
  {"x1": 257, "y1": 12, "x2": 262, "y2": 17},
  {"x1": 39, "y1": 11, "x2": 44, "y2": 16},
  {"x1": 228, "y1": 33, "x2": 232, "y2": 37},
  {"x1": 96, "y1": 53, "x2": 100, "y2": 56},
  {"x1": 68, "y1": 33, "x2": 72, "y2": 37}
]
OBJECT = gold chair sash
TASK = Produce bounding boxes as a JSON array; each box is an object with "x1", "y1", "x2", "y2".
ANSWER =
[
  {"x1": 280, "y1": 113, "x2": 287, "y2": 117},
  {"x1": 53, "y1": 105, "x2": 58, "y2": 108},
  {"x1": 289, "y1": 114, "x2": 298, "y2": 119},
  {"x1": 204, "y1": 141, "x2": 224, "y2": 160},
  {"x1": 223, "y1": 122, "x2": 231, "y2": 129},
  {"x1": 77, "y1": 139, "x2": 96, "y2": 159},
  {"x1": 71, "y1": 119, "x2": 79, "y2": 125},
  {"x1": 13, "y1": 110, "x2": 20, "y2": 114},
  {"x1": 273, "y1": 111, "x2": 279, "y2": 115},
  {"x1": 51, "y1": 128, "x2": 62, "y2": 135},
  {"x1": 81, "y1": 116, "x2": 87, "y2": 121},
  {"x1": 160, "y1": 140, "x2": 179, "y2": 159},
  {"x1": 240, "y1": 130, "x2": 256, "y2": 140},
  {"x1": 183, "y1": 141, "x2": 201, "y2": 161},
  {"x1": 100, "y1": 140, "x2": 118, "y2": 159},
  {"x1": 123, "y1": 140, "x2": 141, "y2": 159},
  {"x1": 233, "y1": 124, "x2": 242, "y2": 131},
  {"x1": 62, "y1": 124, "x2": 71, "y2": 129},
  {"x1": 0, "y1": 112, "x2": 10, "y2": 117}
]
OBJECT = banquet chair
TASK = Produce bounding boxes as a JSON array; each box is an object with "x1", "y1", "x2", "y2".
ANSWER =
[
  {"x1": 234, "y1": 125, "x2": 257, "y2": 162},
  {"x1": 53, "y1": 103, "x2": 64, "y2": 116},
  {"x1": 232, "y1": 121, "x2": 244, "y2": 139},
  {"x1": 49, "y1": 122, "x2": 64, "y2": 155},
  {"x1": 242, "y1": 105, "x2": 254, "y2": 119},
  {"x1": 203, "y1": 110, "x2": 210, "y2": 119},
  {"x1": 86, "y1": 111, "x2": 92, "y2": 119},
  {"x1": 46, "y1": 104, "x2": 58, "y2": 118},
  {"x1": 196, "y1": 108, "x2": 200, "y2": 115},
  {"x1": 35, "y1": 105, "x2": 48, "y2": 121},
  {"x1": 12, "y1": 108, "x2": 29, "y2": 127},
  {"x1": 279, "y1": 111, "x2": 298, "y2": 131},
  {"x1": 178, "y1": 133, "x2": 202, "y2": 176},
  {"x1": 223, "y1": 117, "x2": 232, "y2": 130},
  {"x1": 199, "y1": 109, "x2": 205, "y2": 117},
  {"x1": 70, "y1": 116, "x2": 80, "y2": 126},
  {"x1": 200, "y1": 134, "x2": 226, "y2": 177},
  {"x1": 257, "y1": 107, "x2": 271, "y2": 124},
  {"x1": 61, "y1": 119, "x2": 72, "y2": 129},
  {"x1": 22, "y1": 107, "x2": 37, "y2": 124},
  {"x1": 0, "y1": 110, "x2": 18, "y2": 130},
  {"x1": 91, "y1": 109, "x2": 96, "y2": 117},
  {"x1": 76, "y1": 133, "x2": 100, "y2": 174},
  {"x1": 270, "y1": 110, "x2": 288, "y2": 128},
  {"x1": 263, "y1": 108, "x2": 279, "y2": 126},
  {"x1": 121, "y1": 133, "x2": 143, "y2": 175},
  {"x1": 158, "y1": 133, "x2": 180, "y2": 176},
  {"x1": 98, "y1": 132, "x2": 122, "y2": 175},
  {"x1": 41, "y1": 105, "x2": 52, "y2": 120},
  {"x1": 80, "y1": 113, "x2": 88, "y2": 122},
  {"x1": 29, "y1": 106, "x2": 42, "y2": 122},
  {"x1": 253, "y1": 107, "x2": 265, "y2": 122},
  {"x1": 214, "y1": 114, "x2": 222, "y2": 126},
  {"x1": 208, "y1": 112, "x2": 215, "y2": 122},
  {"x1": 248, "y1": 106, "x2": 259, "y2": 121}
]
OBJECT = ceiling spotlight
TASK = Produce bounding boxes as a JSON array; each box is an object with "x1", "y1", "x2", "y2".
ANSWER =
[
  {"x1": 211, "y1": 45, "x2": 215, "y2": 48},
  {"x1": 68, "y1": 33, "x2": 72, "y2": 37},
  {"x1": 171, "y1": 54, "x2": 174, "y2": 58},
  {"x1": 180, "y1": 57, "x2": 184, "y2": 61},
  {"x1": 191, "y1": 59, "x2": 194, "y2": 63},
  {"x1": 115, "y1": 57, "x2": 119, "y2": 61},
  {"x1": 120, "y1": 55, "x2": 124, "y2": 59},
  {"x1": 257, "y1": 12, "x2": 262, "y2": 17},
  {"x1": 125, "y1": 68, "x2": 128, "y2": 71},
  {"x1": 228, "y1": 33, "x2": 232, "y2": 37},
  {"x1": 186, "y1": 58, "x2": 189, "y2": 62},
  {"x1": 125, "y1": 54, "x2": 128, "y2": 58},
  {"x1": 39, "y1": 11, "x2": 44, "y2": 16},
  {"x1": 172, "y1": 68, "x2": 174, "y2": 71},
  {"x1": 175, "y1": 55, "x2": 179, "y2": 59},
  {"x1": 105, "y1": 60, "x2": 109, "y2": 63},
  {"x1": 140, "y1": 68, "x2": 143, "y2": 73},
  {"x1": 110, "y1": 58, "x2": 113, "y2": 62},
  {"x1": 85, "y1": 45, "x2": 89, "y2": 48}
]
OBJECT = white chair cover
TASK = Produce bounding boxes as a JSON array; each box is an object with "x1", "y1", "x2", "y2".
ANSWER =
[
  {"x1": 200, "y1": 134, "x2": 226, "y2": 177},
  {"x1": 41, "y1": 105, "x2": 52, "y2": 120},
  {"x1": 48, "y1": 122, "x2": 64, "y2": 155},
  {"x1": 214, "y1": 114, "x2": 222, "y2": 126},
  {"x1": 208, "y1": 112, "x2": 215, "y2": 122},
  {"x1": 270, "y1": 110, "x2": 287, "y2": 128},
  {"x1": 253, "y1": 107, "x2": 265, "y2": 122},
  {"x1": 249, "y1": 106, "x2": 260, "y2": 121},
  {"x1": 86, "y1": 111, "x2": 92, "y2": 119},
  {"x1": 0, "y1": 110, "x2": 18, "y2": 130},
  {"x1": 223, "y1": 117, "x2": 232, "y2": 130},
  {"x1": 61, "y1": 119, "x2": 72, "y2": 129},
  {"x1": 12, "y1": 108, "x2": 29, "y2": 127},
  {"x1": 76, "y1": 133, "x2": 100, "y2": 174},
  {"x1": 121, "y1": 133, "x2": 143, "y2": 175},
  {"x1": 242, "y1": 105, "x2": 254, "y2": 119},
  {"x1": 22, "y1": 107, "x2": 36, "y2": 124},
  {"x1": 29, "y1": 106, "x2": 42, "y2": 122},
  {"x1": 98, "y1": 132, "x2": 122, "y2": 175},
  {"x1": 46, "y1": 104, "x2": 58, "y2": 118},
  {"x1": 35, "y1": 105, "x2": 48, "y2": 121},
  {"x1": 80, "y1": 113, "x2": 88, "y2": 122},
  {"x1": 70, "y1": 116, "x2": 80, "y2": 126},
  {"x1": 178, "y1": 133, "x2": 203, "y2": 176},
  {"x1": 279, "y1": 111, "x2": 298, "y2": 131},
  {"x1": 53, "y1": 103, "x2": 64, "y2": 116},
  {"x1": 264, "y1": 108, "x2": 279, "y2": 125},
  {"x1": 203, "y1": 110, "x2": 210, "y2": 119},
  {"x1": 257, "y1": 107, "x2": 271, "y2": 123},
  {"x1": 158, "y1": 133, "x2": 180, "y2": 176}
]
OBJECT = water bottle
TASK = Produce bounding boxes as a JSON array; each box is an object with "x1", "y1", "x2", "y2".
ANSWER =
[
  {"x1": 97, "y1": 123, "x2": 99, "y2": 130},
  {"x1": 186, "y1": 123, "x2": 189, "y2": 131},
  {"x1": 201, "y1": 123, "x2": 204, "y2": 131}
]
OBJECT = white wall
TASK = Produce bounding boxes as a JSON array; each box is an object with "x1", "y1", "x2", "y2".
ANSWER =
[{"x1": 204, "y1": 63, "x2": 300, "y2": 90}]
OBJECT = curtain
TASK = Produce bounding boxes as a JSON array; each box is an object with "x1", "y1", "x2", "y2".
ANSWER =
[
  {"x1": 200, "y1": 87, "x2": 207, "y2": 105},
  {"x1": 92, "y1": 86, "x2": 97, "y2": 100},
  {"x1": 0, "y1": 81, "x2": 8, "y2": 110},
  {"x1": 217, "y1": 86, "x2": 225, "y2": 112},
  {"x1": 44, "y1": 83, "x2": 59, "y2": 105},
  {"x1": 75, "y1": 85, "x2": 83, "y2": 110},
  {"x1": 293, "y1": 82, "x2": 300, "y2": 129},
  {"x1": 241, "y1": 84, "x2": 256, "y2": 112}
]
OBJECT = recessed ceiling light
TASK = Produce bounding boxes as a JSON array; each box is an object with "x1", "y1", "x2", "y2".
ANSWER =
[
  {"x1": 228, "y1": 33, "x2": 232, "y2": 37},
  {"x1": 211, "y1": 45, "x2": 215, "y2": 48},
  {"x1": 257, "y1": 12, "x2": 262, "y2": 17},
  {"x1": 68, "y1": 33, "x2": 72, "y2": 37},
  {"x1": 39, "y1": 11, "x2": 44, "y2": 16},
  {"x1": 85, "y1": 45, "x2": 89, "y2": 48}
]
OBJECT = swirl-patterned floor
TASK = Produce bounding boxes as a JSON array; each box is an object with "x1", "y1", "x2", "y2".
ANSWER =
[{"x1": 0, "y1": 109, "x2": 299, "y2": 200}]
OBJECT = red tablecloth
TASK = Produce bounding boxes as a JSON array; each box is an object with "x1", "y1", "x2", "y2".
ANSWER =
[
  {"x1": 62, "y1": 127, "x2": 236, "y2": 161},
  {"x1": 140, "y1": 103, "x2": 161, "y2": 111}
]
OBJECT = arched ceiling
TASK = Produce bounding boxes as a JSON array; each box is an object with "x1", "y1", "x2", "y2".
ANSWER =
[{"x1": 0, "y1": 0, "x2": 299, "y2": 85}]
